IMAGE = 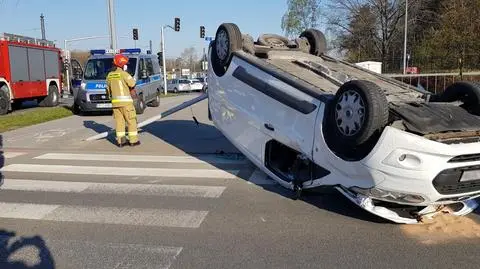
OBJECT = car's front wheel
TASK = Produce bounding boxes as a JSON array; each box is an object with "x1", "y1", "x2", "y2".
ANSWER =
[
  {"x1": 323, "y1": 80, "x2": 389, "y2": 161},
  {"x1": 211, "y1": 23, "x2": 243, "y2": 77}
]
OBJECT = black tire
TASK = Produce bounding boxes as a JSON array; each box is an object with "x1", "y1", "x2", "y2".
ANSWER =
[
  {"x1": 435, "y1": 81, "x2": 480, "y2": 114},
  {"x1": 211, "y1": 23, "x2": 243, "y2": 77},
  {"x1": 323, "y1": 80, "x2": 389, "y2": 161},
  {"x1": 0, "y1": 86, "x2": 10, "y2": 115},
  {"x1": 149, "y1": 91, "x2": 160, "y2": 107},
  {"x1": 39, "y1": 84, "x2": 60, "y2": 107},
  {"x1": 135, "y1": 95, "x2": 145, "y2": 114},
  {"x1": 257, "y1": 34, "x2": 289, "y2": 48},
  {"x1": 299, "y1": 29, "x2": 327, "y2": 56}
]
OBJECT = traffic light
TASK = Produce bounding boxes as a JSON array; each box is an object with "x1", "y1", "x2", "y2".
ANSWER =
[
  {"x1": 200, "y1": 26, "x2": 205, "y2": 38},
  {"x1": 174, "y1": 17, "x2": 180, "y2": 31},
  {"x1": 157, "y1": 51, "x2": 163, "y2": 65},
  {"x1": 133, "y1": 28, "x2": 138, "y2": 40}
]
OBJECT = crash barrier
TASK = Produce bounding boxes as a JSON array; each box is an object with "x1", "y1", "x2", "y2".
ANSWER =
[
  {"x1": 385, "y1": 72, "x2": 480, "y2": 94},
  {"x1": 84, "y1": 93, "x2": 208, "y2": 141}
]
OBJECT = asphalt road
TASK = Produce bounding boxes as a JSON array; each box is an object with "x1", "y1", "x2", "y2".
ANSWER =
[{"x1": 0, "y1": 93, "x2": 479, "y2": 268}]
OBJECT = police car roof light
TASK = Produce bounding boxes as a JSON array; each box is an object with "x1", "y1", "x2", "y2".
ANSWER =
[
  {"x1": 120, "y1": 48, "x2": 141, "y2": 54},
  {"x1": 90, "y1": 49, "x2": 107, "y2": 55}
]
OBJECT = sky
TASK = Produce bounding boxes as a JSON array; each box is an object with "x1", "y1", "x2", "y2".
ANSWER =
[{"x1": 0, "y1": 0, "x2": 291, "y2": 59}]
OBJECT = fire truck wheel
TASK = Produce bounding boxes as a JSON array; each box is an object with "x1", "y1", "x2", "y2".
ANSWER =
[
  {"x1": 0, "y1": 86, "x2": 9, "y2": 115},
  {"x1": 39, "y1": 84, "x2": 59, "y2": 107}
]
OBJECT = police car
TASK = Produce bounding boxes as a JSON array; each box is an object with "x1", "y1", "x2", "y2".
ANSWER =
[{"x1": 71, "y1": 48, "x2": 162, "y2": 114}]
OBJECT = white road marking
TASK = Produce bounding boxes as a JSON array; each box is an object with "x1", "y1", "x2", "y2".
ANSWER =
[
  {"x1": 0, "y1": 202, "x2": 59, "y2": 219},
  {"x1": 1, "y1": 164, "x2": 239, "y2": 179},
  {"x1": 2, "y1": 152, "x2": 27, "y2": 159},
  {"x1": 2, "y1": 179, "x2": 226, "y2": 198},
  {"x1": 248, "y1": 169, "x2": 276, "y2": 185},
  {"x1": 0, "y1": 202, "x2": 208, "y2": 228},
  {"x1": 34, "y1": 152, "x2": 247, "y2": 164}
]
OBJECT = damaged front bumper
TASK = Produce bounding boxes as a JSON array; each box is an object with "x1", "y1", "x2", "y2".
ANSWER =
[{"x1": 336, "y1": 186, "x2": 480, "y2": 224}]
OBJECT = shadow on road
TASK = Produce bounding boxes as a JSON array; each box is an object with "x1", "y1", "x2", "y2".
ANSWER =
[
  {"x1": 141, "y1": 119, "x2": 238, "y2": 154},
  {"x1": 83, "y1": 120, "x2": 117, "y2": 146},
  {"x1": 0, "y1": 230, "x2": 55, "y2": 269}
]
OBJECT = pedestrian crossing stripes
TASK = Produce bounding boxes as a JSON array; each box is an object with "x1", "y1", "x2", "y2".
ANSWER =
[
  {"x1": 34, "y1": 152, "x2": 248, "y2": 164},
  {"x1": 1, "y1": 179, "x2": 226, "y2": 198},
  {"x1": 0, "y1": 202, "x2": 209, "y2": 228},
  {"x1": 0, "y1": 151, "x2": 251, "y2": 227},
  {"x1": 0, "y1": 151, "x2": 268, "y2": 267},
  {"x1": 1, "y1": 163, "x2": 240, "y2": 178},
  {"x1": 2, "y1": 152, "x2": 27, "y2": 159}
]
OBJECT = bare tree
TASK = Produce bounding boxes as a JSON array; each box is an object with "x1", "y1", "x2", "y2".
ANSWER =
[
  {"x1": 179, "y1": 47, "x2": 199, "y2": 71},
  {"x1": 281, "y1": 0, "x2": 322, "y2": 38},
  {"x1": 327, "y1": 0, "x2": 409, "y2": 67}
]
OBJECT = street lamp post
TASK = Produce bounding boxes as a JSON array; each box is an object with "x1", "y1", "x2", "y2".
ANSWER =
[
  {"x1": 107, "y1": 0, "x2": 117, "y2": 50},
  {"x1": 161, "y1": 24, "x2": 176, "y2": 95},
  {"x1": 403, "y1": 0, "x2": 408, "y2": 74}
]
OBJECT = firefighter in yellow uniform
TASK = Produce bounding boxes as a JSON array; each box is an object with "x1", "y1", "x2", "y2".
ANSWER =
[{"x1": 106, "y1": 54, "x2": 140, "y2": 147}]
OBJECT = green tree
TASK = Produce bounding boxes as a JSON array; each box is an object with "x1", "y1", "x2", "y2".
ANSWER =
[{"x1": 281, "y1": 0, "x2": 322, "y2": 38}]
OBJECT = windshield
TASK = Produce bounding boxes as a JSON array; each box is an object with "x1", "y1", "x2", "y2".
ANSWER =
[{"x1": 84, "y1": 58, "x2": 137, "y2": 80}]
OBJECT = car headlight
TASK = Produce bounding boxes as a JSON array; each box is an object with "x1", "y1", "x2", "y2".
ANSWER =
[{"x1": 350, "y1": 186, "x2": 425, "y2": 204}]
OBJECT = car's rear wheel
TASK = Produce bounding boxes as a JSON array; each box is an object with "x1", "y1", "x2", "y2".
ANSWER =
[
  {"x1": 211, "y1": 23, "x2": 243, "y2": 77},
  {"x1": 432, "y1": 81, "x2": 480, "y2": 115},
  {"x1": 135, "y1": 94, "x2": 145, "y2": 114},
  {"x1": 299, "y1": 29, "x2": 327, "y2": 56},
  {"x1": 323, "y1": 80, "x2": 389, "y2": 161},
  {"x1": 149, "y1": 91, "x2": 160, "y2": 107},
  {"x1": 0, "y1": 86, "x2": 10, "y2": 115},
  {"x1": 38, "y1": 84, "x2": 59, "y2": 107}
]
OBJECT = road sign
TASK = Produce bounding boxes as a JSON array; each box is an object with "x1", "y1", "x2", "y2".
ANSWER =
[{"x1": 205, "y1": 36, "x2": 213, "y2": 42}]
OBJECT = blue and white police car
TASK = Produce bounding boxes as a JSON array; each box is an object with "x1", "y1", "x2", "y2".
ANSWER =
[{"x1": 72, "y1": 48, "x2": 162, "y2": 114}]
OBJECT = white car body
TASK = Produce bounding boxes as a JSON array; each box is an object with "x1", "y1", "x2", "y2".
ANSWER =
[
  {"x1": 206, "y1": 23, "x2": 480, "y2": 224},
  {"x1": 188, "y1": 79, "x2": 204, "y2": 91}
]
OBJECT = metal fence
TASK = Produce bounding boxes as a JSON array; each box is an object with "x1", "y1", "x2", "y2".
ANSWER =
[{"x1": 384, "y1": 72, "x2": 480, "y2": 94}]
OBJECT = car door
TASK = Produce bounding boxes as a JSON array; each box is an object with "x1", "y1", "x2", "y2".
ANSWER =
[{"x1": 145, "y1": 57, "x2": 155, "y2": 100}]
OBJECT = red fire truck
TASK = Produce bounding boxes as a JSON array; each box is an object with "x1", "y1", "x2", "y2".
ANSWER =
[{"x1": 0, "y1": 33, "x2": 62, "y2": 115}]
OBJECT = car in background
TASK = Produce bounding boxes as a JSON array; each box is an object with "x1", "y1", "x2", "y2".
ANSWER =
[
  {"x1": 195, "y1": 77, "x2": 208, "y2": 92},
  {"x1": 188, "y1": 79, "x2": 204, "y2": 92},
  {"x1": 167, "y1": 78, "x2": 191, "y2": 93}
]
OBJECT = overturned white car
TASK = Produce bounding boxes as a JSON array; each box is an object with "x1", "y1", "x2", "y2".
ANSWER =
[{"x1": 206, "y1": 22, "x2": 480, "y2": 224}]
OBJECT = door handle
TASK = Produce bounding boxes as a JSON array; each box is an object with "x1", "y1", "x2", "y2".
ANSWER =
[{"x1": 264, "y1": 123, "x2": 274, "y2": 131}]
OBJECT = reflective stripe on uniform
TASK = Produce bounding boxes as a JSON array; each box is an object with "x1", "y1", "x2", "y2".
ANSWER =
[
  {"x1": 111, "y1": 95, "x2": 133, "y2": 103},
  {"x1": 107, "y1": 73, "x2": 122, "y2": 79},
  {"x1": 116, "y1": 132, "x2": 126, "y2": 137},
  {"x1": 112, "y1": 99, "x2": 133, "y2": 103},
  {"x1": 128, "y1": 131, "x2": 138, "y2": 136}
]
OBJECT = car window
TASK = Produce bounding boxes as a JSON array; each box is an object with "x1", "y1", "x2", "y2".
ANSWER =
[
  {"x1": 84, "y1": 58, "x2": 137, "y2": 80},
  {"x1": 145, "y1": 58, "x2": 154, "y2": 76}
]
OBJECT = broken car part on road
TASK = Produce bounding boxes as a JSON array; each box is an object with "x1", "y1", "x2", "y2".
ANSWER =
[{"x1": 85, "y1": 93, "x2": 207, "y2": 141}]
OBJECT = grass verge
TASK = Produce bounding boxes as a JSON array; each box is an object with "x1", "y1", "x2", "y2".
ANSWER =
[{"x1": 0, "y1": 106, "x2": 73, "y2": 133}]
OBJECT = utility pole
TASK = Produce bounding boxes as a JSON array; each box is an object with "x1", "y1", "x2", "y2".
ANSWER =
[
  {"x1": 107, "y1": 0, "x2": 117, "y2": 50},
  {"x1": 403, "y1": 0, "x2": 408, "y2": 74},
  {"x1": 40, "y1": 13, "x2": 46, "y2": 40},
  {"x1": 161, "y1": 26, "x2": 167, "y2": 95}
]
